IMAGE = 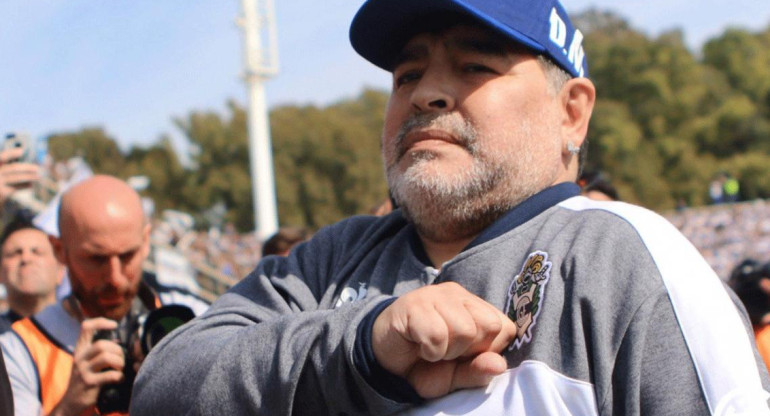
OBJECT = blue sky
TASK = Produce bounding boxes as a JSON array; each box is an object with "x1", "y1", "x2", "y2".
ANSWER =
[{"x1": 1, "y1": 0, "x2": 769, "y2": 156}]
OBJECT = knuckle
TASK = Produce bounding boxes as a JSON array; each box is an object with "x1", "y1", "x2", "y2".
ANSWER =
[
  {"x1": 109, "y1": 372, "x2": 125, "y2": 384},
  {"x1": 422, "y1": 326, "x2": 446, "y2": 347},
  {"x1": 414, "y1": 384, "x2": 440, "y2": 399},
  {"x1": 81, "y1": 374, "x2": 97, "y2": 387},
  {"x1": 501, "y1": 317, "x2": 517, "y2": 334},
  {"x1": 484, "y1": 315, "x2": 503, "y2": 334},
  {"x1": 76, "y1": 360, "x2": 90, "y2": 373},
  {"x1": 452, "y1": 320, "x2": 477, "y2": 341}
]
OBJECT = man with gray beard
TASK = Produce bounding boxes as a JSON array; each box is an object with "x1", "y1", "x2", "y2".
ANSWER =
[{"x1": 132, "y1": 0, "x2": 770, "y2": 415}]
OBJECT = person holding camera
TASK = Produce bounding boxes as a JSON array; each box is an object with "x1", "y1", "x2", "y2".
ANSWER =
[{"x1": 0, "y1": 175, "x2": 191, "y2": 416}]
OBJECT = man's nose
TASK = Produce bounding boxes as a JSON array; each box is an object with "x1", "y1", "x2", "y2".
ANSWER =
[
  {"x1": 409, "y1": 68, "x2": 456, "y2": 113},
  {"x1": 19, "y1": 249, "x2": 33, "y2": 264},
  {"x1": 105, "y1": 256, "x2": 126, "y2": 286}
]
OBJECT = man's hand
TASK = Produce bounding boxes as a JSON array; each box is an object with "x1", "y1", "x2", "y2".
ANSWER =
[
  {"x1": 0, "y1": 147, "x2": 39, "y2": 205},
  {"x1": 50, "y1": 318, "x2": 125, "y2": 416},
  {"x1": 372, "y1": 282, "x2": 516, "y2": 399}
]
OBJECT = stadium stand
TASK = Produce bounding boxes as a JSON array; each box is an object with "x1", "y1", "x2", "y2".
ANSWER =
[{"x1": 664, "y1": 199, "x2": 770, "y2": 280}]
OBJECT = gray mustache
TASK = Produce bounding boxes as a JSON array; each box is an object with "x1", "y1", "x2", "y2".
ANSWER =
[{"x1": 394, "y1": 114, "x2": 478, "y2": 159}]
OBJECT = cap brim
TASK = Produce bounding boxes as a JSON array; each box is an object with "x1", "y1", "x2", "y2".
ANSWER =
[{"x1": 350, "y1": 0, "x2": 546, "y2": 71}]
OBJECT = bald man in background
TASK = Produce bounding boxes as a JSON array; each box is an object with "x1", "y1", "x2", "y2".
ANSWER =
[{"x1": 1, "y1": 175, "x2": 161, "y2": 416}]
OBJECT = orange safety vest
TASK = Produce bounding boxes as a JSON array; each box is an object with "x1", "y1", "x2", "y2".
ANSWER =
[
  {"x1": 11, "y1": 314, "x2": 147, "y2": 416},
  {"x1": 11, "y1": 284, "x2": 164, "y2": 415},
  {"x1": 11, "y1": 317, "x2": 73, "y2": 416}
]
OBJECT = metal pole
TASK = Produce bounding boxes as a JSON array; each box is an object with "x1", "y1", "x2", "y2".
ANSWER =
[{"x1": 238, "y1": 0, "x2": 279, "y2": 240}]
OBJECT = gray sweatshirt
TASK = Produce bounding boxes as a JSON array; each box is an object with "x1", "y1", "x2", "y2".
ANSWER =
[{"x1": 131, "y1": 183, "x2": 770, "y2": 415}]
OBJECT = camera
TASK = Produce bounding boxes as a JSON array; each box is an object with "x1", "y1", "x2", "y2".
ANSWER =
[
  {"x1": 3, "y1": 132, "x2": 36, "y2": 164},
  {"x1": 92, "y1": 305, "x2": 195, "y2": 413}
]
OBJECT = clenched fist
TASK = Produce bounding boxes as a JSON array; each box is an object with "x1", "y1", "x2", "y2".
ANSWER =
[{"x1": 372, "y1": 282, "x2": 516, "y2": 399}]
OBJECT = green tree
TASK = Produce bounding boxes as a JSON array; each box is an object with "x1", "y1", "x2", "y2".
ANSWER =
[
  {"x1": 703, "y1": 28, "x2": 770, "y2": 102},
  {"x1": 577, "y1": 10, "x2": 770, "y2": 209},
  {"x1": 270, "y1": 89, "x2": 389, "y2": 228},
  {"x1": 174, "y1": 101, "x2": 253, "y2": 231},
  {"x1": 123, "y1": 137, "x2": 189, "y2": 214},
  {"x1": 727, "y1": 152, "x2": 770, "y2": 200},
  {"x1": 47, "y1": 127, "x2": 126, "y2": 176}
]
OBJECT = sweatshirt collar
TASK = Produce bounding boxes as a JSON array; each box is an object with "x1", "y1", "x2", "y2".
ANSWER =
[
  {"x1": 409, "y1": 182, "x2": 580, "y2": 265},
  {"x1": 466, "y1": 182, "x2": 580, "y2": 250}
]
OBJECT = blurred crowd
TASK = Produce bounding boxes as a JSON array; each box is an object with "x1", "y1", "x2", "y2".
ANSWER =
[
  {"x1": 150, "y1": 219, "x2": 262, "y2": 280},
  {"x1": 665, "y1": 200, "x2": 770, "y2": 281}
]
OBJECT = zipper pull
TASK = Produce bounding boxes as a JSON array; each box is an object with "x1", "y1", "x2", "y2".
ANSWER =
[{"x1": 424, "y1": 266, "x2": 440, "y2": 284}]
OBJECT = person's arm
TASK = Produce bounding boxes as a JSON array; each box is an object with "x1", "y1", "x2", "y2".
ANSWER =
[
  {"x1": 1, "y1": 329, "x2": 44, "y2": 416},
  {"x1": 131, "y1": 265, "x2": 394, "y2": 414},
  {"x1": 131, "y1": 221, "x2": 401, "y2": 415},
  {"x1": 132, "y1": 219, "x2": 515, "y2": 415}
]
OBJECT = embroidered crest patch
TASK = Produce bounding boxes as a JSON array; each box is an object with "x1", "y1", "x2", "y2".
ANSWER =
[{"x1": 504, "y1": 251, "x2": 552, "y2": 350}]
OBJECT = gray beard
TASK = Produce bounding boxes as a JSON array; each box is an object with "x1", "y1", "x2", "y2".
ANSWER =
[
  {"x1": 385, "y1": 114, "x2": 533, "y2": 242},
  {"x1": 388, "y1": 154, "x2": 510, "y2": 242}
]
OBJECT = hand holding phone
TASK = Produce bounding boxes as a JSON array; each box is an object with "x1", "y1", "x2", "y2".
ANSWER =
[
  {"x1": 0, "y1": 132, "x2": 40, "y2": 204},
  {"x1": 2, "y1": 132, "x2": 36, "y2": 164}
]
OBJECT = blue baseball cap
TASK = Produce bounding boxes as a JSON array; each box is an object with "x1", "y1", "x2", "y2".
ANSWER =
[{"x1": 349, "y1": 0, "x2": 588, "y2": 78}]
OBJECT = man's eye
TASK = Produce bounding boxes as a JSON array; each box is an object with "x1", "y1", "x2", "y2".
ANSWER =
[
  {"x1": 90, "y1": 255, "x2": 108, "y2": 264},
  {"x1": 119, "y1": 251, "x2": 136, "y2": 263},
  {"x1": 395, "y1": 71, "x2": 421, "y2": 87},
  {"x1": 463, "y1": 63, "x2": 493, "y2": 73}
]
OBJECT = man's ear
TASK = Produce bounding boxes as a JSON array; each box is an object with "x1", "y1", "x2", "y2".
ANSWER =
[
  {"x1": 55, "y1": 264, "x2": 66, "y2": 285},
  {"x1": 141, "y1": 223, "x2": 152, "y2": 258},
  {"x1": 559, "y1": 77, "x2": 596, "y2": 150},
  {"x1": 49, "y1": 235, "x2": 66, "y2": 265}
]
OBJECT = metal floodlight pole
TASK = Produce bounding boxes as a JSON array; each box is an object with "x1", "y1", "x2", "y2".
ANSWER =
[{"x1": 238, "y1": 0, "x2": 279, "y2": 240}]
